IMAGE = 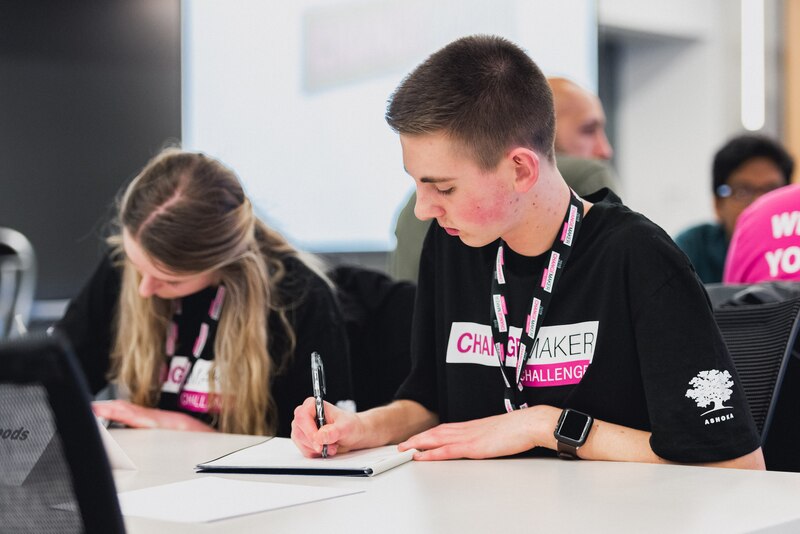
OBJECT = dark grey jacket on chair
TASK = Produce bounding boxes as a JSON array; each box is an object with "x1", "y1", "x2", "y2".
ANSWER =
[{"x1": 329, "y1": 265, "x2": 415, "y2": 412}]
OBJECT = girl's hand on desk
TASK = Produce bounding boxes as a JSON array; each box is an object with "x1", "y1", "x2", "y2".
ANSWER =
[
  {"x1": 91, "y1": 400, "x2": 216, "y2": 433},
  {"x1": 398, "y1": 405, "x2": 556, "y2": 461}
]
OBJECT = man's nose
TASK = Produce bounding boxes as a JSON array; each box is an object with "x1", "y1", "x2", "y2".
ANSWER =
[
  {"x1": 414, "y1": 188, "x2": 444, "y2": 221},
  {"x1": 594, "y1": 131, "x2": 613, "y2": 160}
]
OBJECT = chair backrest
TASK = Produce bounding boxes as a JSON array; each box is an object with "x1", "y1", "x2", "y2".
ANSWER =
[
  {"x1": 705, "y1": 282, "x2": 749, "y2": 309},
  {"x1": 713, "y1": 289, "x2": 800, "y2": 471},
  {"x1": 0, "y1": 333, "x2": 125, "y2": 533},
  {"x1": 329, "y1": 265, "x2": 415, "y2": 411},
  {"x1": 0, "y1": 227, "x2": 37, "y2": 339},
  {"x1": 706, "y1": 281, "x2": 800, "y2": 309}
]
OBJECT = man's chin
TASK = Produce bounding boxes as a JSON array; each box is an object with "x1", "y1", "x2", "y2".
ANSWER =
[
  {"x1": 457, "y1": 233, "x2": 495, "y2": 248},
  {"x1": 439, "y1": 224, "x2": 496, "y2": 248}
]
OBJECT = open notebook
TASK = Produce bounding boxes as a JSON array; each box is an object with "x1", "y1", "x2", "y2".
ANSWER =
[{"x1": 196, "y1": 437, "x2": 415, "y2": 477}]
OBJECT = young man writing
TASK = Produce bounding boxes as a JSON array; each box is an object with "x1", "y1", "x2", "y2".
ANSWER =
[{"x1": 292, "y1": 35, "x2": 764, "y2": 468}]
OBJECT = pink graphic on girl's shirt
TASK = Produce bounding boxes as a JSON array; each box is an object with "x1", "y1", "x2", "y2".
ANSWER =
[
  {"x1": 179, "y1": 390, "x2": 222, "y2": 413},
  {"x1": 177, "y1": 359, "x2": 223, "y2": 413},
  {"x1": 162, "y1": 286, "x2": 228, "y2": 414}
]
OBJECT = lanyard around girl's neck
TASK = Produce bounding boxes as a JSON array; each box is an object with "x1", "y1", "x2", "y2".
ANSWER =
[
  {"x1": 490, "y1": 190, "x2": 584, "y2": 412},
  {"x1": 165, "y1": 285, "x2": 226, "y2": 393}
]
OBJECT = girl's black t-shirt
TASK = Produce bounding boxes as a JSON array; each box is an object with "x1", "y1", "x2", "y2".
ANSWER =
[{"x1": 58, "y1": 254, "x2": 353, "y2": 438}]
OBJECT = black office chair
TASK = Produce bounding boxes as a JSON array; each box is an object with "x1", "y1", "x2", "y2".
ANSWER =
[
  {"x1": 0, "y1": 333, "x2": 125, "y2": 533},
  {"x1": 329, "y1": 265, "x2": 415, "y2": 411},
  {"x1": 0, "y1": 227, "x2": 37, "y2": 339},
  {"x1": 706, "y1": 281, "x2": 800, "y2": 309},
  {"x1": 712, "y1": 286, "x2": 800, "y2": 471}
]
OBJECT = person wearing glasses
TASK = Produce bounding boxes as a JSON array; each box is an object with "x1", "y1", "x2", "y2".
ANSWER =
[
  {"x1": 674, "y1": 134, "x2": 794, "y2": 283},
  {"x1": 57, "y1": 149, "x2": 353, "y2": 437}
]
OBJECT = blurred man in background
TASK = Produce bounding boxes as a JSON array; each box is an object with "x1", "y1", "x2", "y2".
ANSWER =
[{"x1": 549, "y1": 77, "x2": 613, "y2": 161}]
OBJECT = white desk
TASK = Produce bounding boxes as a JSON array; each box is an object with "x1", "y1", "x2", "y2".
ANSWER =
[{"x1": 111, "y1": 429, "x2": 800, "y2": 534}]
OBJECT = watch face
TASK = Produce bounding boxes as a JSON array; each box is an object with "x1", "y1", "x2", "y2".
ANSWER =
[{"x1": 558, "y1": 409, "x2": 591, "y2": 442}]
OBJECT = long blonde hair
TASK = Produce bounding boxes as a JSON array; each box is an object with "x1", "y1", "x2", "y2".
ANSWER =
[{"x1": 110, "y1": 149, "x2": 299, "y2": 435}]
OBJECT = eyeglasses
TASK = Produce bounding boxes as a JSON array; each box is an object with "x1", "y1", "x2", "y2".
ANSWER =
[{"x1": 715, "y1": 184, "x2": 782, "y2": 202}]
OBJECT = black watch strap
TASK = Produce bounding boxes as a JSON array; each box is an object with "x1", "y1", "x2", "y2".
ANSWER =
[{"x1": 556, "y1": 440, "x2": 580, "y2": 460}]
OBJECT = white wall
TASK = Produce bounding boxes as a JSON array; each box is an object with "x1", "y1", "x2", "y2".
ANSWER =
[
  {"x1": 599, "y1": 0, "x2": 774, "y2": 235},
  {"x1": 183, "y1": 0, "x2": 597, "y2": 251}
]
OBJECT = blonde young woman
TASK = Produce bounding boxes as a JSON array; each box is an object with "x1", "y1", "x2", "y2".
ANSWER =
[{"x1": 57, "y1": 149, "x2": 353, "y2": 437}]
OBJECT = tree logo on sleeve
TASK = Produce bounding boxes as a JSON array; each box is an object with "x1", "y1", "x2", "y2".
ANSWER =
[{"x1": 685, "y1": 369, "x2": 736, "y2": 424}]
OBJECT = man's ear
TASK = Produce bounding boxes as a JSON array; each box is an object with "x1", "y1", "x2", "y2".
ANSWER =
[{"x1": 509, "y1": 148, "x2": 539, "y2": 193}]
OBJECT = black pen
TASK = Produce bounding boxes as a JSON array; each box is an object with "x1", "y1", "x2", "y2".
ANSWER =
[{"x1": 311, "y1": 351, "x2": 328, "y2": 458}]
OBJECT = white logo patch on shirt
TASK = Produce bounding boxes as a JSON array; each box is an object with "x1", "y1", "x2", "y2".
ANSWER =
[
  {"x1": 161, "y1": 356, "x2": 190, "y2": 394},
  {"x1": 685, "y1": 369, "x2": 736, "y2": 424},
  {"x1": 162, "y1": 357, "x2": 222, "y2": 413},
  {"x1": 446, "y1": 321, "x2": 598, "y2": 387}
]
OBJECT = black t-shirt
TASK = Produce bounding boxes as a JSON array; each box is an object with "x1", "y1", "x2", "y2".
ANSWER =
[
  {"x1": 397, "y1": 189, "x2": 760, "y2": 463},
  {"x1": 57, "y1": 253, "x2": 353, "y2": 438}
]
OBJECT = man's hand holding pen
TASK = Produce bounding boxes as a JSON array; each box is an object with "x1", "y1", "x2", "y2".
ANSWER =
[
  {"x1": 292, "y1": 353, "x2": 386, "y2": 458},
  {"x1": 299, "y1": 351, "x2": 365, "y2": 458},
  {"x1": 291, "y1": 396, "x2": 363, "y2": 458},
  {"x1": 295, "y1": 351, "x2": 361, "y2": 458}
]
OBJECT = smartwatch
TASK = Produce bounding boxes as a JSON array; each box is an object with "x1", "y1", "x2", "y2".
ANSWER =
[{"x1": 553, "y1": 408, "x2": 593, "y2": 460}]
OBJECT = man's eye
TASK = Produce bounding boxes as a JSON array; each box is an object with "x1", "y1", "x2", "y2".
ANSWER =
[{"x1": 437, "y1": 187, "x2": 454, "y2": 195}]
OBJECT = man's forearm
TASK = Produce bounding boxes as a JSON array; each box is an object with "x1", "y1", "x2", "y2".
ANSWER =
[{"x1": 357, "y1": 399, "x2": 438, "y2": 448}]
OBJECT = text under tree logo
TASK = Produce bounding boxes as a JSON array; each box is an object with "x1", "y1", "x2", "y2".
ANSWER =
[{"x1": 685, "y1": 369, "x2": 734, "y2": 416}]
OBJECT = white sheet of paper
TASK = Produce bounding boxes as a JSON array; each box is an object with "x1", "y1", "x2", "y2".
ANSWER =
[
  {"x1": 117, "y1": 476, "x2": 362, "y2": 523},
  {"x1": 95, "y1": 418, "x2": 137, "y2": 470}
]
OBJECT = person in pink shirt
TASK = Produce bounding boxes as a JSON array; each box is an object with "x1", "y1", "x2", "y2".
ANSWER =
[{"x1": 724, "y1": 184, "x2": 800, "y2": 284}]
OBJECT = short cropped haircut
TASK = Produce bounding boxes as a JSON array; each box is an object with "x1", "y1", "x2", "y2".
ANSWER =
[
  {"x1": 385, "y1": 35, "x2": 555, "y2": 170},
  {"x1": 712, "y1": 134, "x2": 794, "y2": 196}
]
